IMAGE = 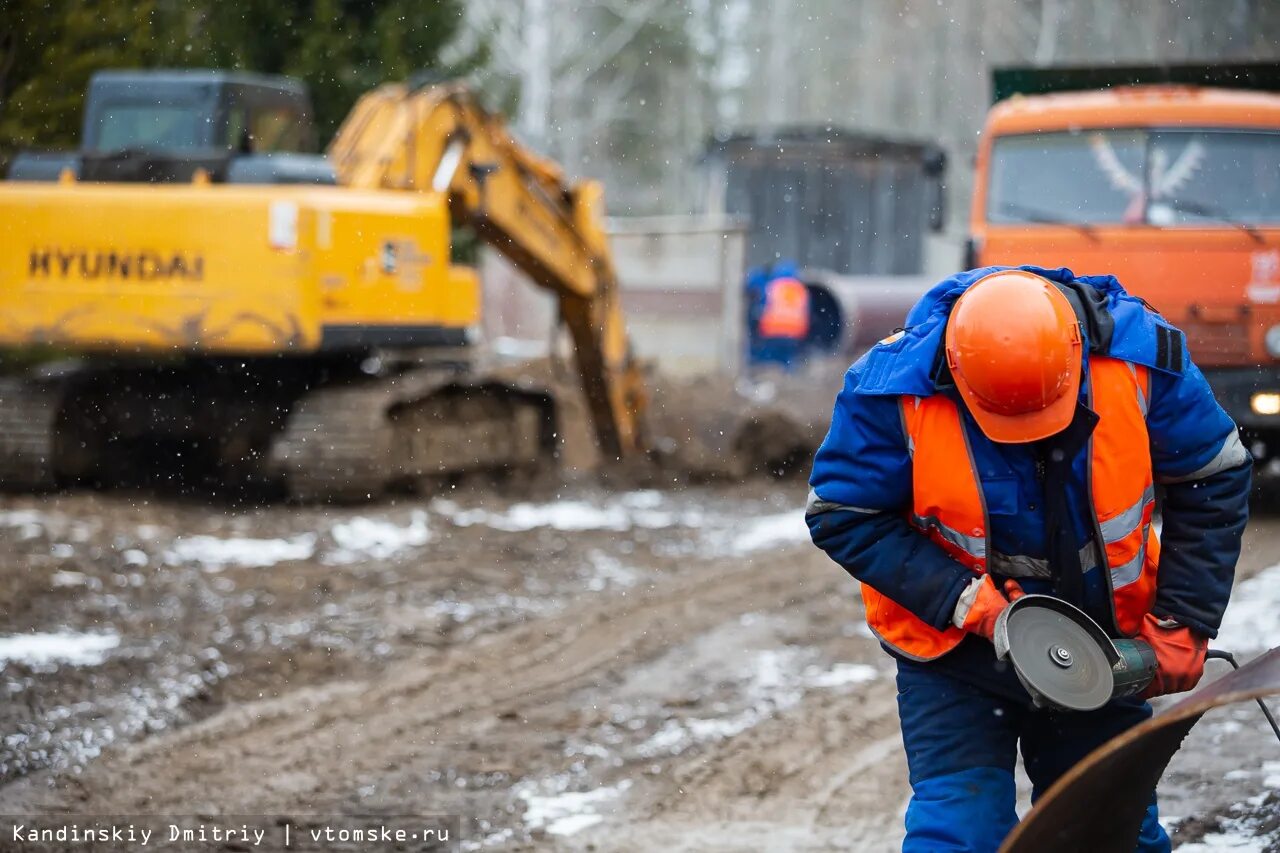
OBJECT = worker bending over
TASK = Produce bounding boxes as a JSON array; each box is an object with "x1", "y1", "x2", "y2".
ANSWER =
[{"x1": 807, "y1": 267, "x2": 1250, "y2": 852}]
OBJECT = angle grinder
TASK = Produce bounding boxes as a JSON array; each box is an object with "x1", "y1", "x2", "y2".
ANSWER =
[
  {"x1": 993, "y1": 594, "x2": 1280, "y2": 746},
  {"x1": 993, "y1": 594, "x2": 1158, "y2": 711}
]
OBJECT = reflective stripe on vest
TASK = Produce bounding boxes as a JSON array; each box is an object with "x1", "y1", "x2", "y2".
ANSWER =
[
  {"x1": 1089, "y1": 357, "x2": 1159, "y2": 637},
  {"x1": 759, "y1": 277, "x2": 811, "y2": 339},
  {"x1": 859, "y1": 356, "x2": 1158, "y2": 661}
]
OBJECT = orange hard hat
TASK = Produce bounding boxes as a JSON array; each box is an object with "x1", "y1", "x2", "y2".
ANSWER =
[{"x1": 944, "y1": 270, "x2": 1083, "y2": 443}]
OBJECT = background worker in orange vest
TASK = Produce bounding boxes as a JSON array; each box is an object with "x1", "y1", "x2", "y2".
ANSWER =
[
  {"x1": 747, "y1": 262, "x2": 812, "y2": 371},
  {"x1": 806, "y1": 267, "x2": 1251, "y2": 852}
]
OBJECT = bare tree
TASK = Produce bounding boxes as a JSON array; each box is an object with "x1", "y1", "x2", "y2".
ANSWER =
[{"x1": 460, "y1": 0, "x2": 1280, "y2": 224}]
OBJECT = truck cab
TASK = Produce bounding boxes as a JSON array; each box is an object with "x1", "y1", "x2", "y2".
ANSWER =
[
  {"x1": 970, "y1": 79, "x2": 1280, "y2": 458},
  {"x1": 8, "y1": 69, "x2": 333, "y2": 184}
]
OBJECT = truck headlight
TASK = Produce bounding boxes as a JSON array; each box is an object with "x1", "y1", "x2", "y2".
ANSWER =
[
  {"x1": 1267, "y1": 325, "x2": 1280, "y2": 357},
  {"x1": 1252, "y1": 393, "x2": 1280, "y2": 416}
]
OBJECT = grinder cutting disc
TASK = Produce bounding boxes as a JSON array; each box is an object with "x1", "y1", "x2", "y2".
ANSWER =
[{"x1": 996, "y1": 595, "x2": 1117, "y2": 711}]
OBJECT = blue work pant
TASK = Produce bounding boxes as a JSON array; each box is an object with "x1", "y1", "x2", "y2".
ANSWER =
[{"x1": 896, "y1": 661, "x2": 1170, "y2": 853}]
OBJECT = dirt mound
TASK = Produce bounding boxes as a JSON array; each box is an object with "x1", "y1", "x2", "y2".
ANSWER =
[{"x1": 486, "y1": 358, "x2": 837, "y2": 485}]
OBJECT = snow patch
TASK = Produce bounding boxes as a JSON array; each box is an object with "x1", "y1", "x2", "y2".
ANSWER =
[
  {"x1": 1263, "y1": 760, "x2": 1280, "y2": 789},
  {"x1": 164, "y1": 534, "x2": 316, "y2": 570},
  {"x1": 436, "y1": 501, "x2": 628, "y2": 532},
  {"x1": 1218, "y1": 563, "x2": 1280, "y2": 653},
  {"x1": 326, "y1": 511, "x2": 430, "y2": 564},
  {"x1": 425, "y1": 593, "x2": 562, "y2": 626},
  {"x1": 637, "y1": 650, "x2": 883, "y2": 758},
  {"x1": 584, "y1": 550, "x2": 641, "y2": 591},
  {"x1": 638, "y1": 648, "x2": 803, "y2": 756},
  {"x1": 1177, "y1": 827, "x2": 1267, "y2": 852},
  {"x1": 1173, "y1": 793, "x2": 1280, "y2": 852},
  {"x1": 0, "y1": 509, "x2": 48, "y2": 539},
  {"x1": 0, "y1": 632, "x2": 119, "y2": 666},
  {"x1": 50, "y1": 570, "x2": 88, "y2": 588},
  {"x1": 803, "y1": 662, "x2": 880, "y2": 689},
  {"x1": 702, "y1": 510, "x2": 809, "y2": 556},
  {"x1": 518, "y1": 779, "x2": 631, "y2": 837},
  {"x1": 431, "y1": 492, "x2": 811, "y2": 561},
  {"x1": 432, "y1": 491, "x2": 699, "y2": 533},
  {"x1": 429, "y1": 599, "x2": 478, "y2": 623},
  {"x1": 619, "y1": 490, "x2": 670, "y2": 510}
]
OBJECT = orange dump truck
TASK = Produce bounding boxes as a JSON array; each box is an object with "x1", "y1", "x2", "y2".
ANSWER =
[{"x1": 969, "y1": 64, "x2": 1280, "y2": 459}]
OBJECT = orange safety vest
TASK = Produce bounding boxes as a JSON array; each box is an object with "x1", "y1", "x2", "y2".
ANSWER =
[
  {"x1": 759, "y1": 276, "x2": 811, "y2": 339},
  {"x1": 861, "y1": 356, "x2": 1159, "y2": 660}
]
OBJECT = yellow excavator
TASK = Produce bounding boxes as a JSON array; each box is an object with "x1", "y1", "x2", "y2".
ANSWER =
[{"x1": 0, "y1": 69, "x2": 646, "y2": 499}]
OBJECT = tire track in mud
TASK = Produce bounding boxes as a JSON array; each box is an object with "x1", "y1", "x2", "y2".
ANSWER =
[
  {"x1": 563, "y1": 586, "x2": 907, "y2": 852},
  {"x1": 0, "y1": 545, "x2": 860, "y2": 819},
  {"x1": 9, "y1": 505, "x2": 1278, "y2": 849},
  {"x1": 568, "y1": 513, "x2": 1280, "y2": 852},
  {"x1": 579, "y1": 690, "x2": 906, "y2": 852}
]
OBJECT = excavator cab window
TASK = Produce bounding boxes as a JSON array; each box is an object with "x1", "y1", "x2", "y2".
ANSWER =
[
  {"x1": 73, "y1": 72, "x2": 322, "y2": 184},
  {"x1": 226, "y1": 106, "x2": 252, "y2": 154},
  {"x1": 93, "y1": 101, "x2": 209, "y2": 152},
  {"x1": 248, "y1": 106, "x2": 306, "y2": 153},
  {"x1": 227, "y1": 83, "x2": 314, "y2": 154},
  {"x1": 81, "y1": 72, "x2": 316, "y2": 157},
  {"x1": 88, "y1": 94, "x2": 216, "y2": 153}
]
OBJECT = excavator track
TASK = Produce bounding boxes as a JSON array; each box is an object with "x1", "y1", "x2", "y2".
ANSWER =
[
  {"x1": 268, "y1": 369, "x2": 556, "y2": 502},
  {"x1": 0, "y1": 378, "x2": 64, "y2": 490}
]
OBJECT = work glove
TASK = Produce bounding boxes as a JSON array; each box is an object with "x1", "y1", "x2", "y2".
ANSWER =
[
  {"x1": 956, "y1": 576, "x2": 1026, "y2": 641},
  {"x1": 1138, "y1": 614, "x2": 1208, "y2": 699}
]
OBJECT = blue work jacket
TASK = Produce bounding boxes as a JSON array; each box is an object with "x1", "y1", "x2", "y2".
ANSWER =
[{"x1": 807, "y1": 266, "x2": 1251, "y2": 641}]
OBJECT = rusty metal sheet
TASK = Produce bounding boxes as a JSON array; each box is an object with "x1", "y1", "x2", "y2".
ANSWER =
[{"x1": 1001, "y1": 646, "x2": 1280, "y2": 853}]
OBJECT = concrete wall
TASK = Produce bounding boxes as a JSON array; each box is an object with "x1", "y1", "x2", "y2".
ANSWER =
[{"x1": 608, "y1": 216, "x2": 747, "y2": 376}]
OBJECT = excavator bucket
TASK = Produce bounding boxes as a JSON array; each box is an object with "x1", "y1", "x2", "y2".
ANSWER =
[{"x1": 1001, "y1": 646, "x2": 1280, "y2": 853}]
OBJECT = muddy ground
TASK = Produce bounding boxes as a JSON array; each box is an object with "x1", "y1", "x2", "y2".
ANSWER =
[{"x1": 1, "y1": 477, "x2": 1279, "y2": 851}]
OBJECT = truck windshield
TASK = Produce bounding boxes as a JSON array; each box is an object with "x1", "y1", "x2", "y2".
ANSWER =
[
  {"x1": 988, "y1": 129, "x2": 1280, "y2": 227},
  {"x1": 91, "y1": 102, "x2": 208, "y2": 152}
]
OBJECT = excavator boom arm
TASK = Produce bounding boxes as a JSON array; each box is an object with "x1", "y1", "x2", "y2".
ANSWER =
[{"x1": 329, "y1": 82, "x2": 644, "y2": 458}]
